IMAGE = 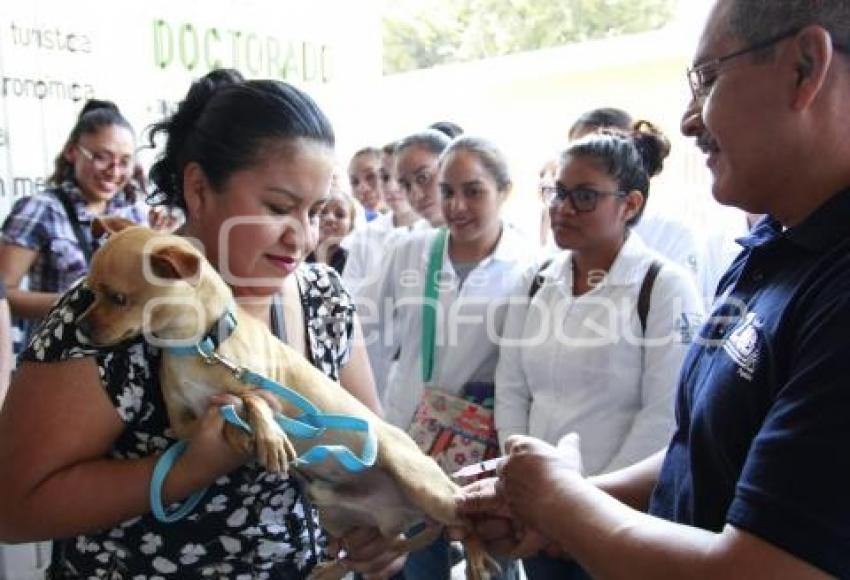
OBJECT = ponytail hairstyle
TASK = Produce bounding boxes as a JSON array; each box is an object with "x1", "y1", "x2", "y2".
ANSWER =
[
  {"x1": 49, "y1": 99, "x2": 134, "y2": 186},
  {"x1": 147, "y1": 68, "x2": 335, "y2": 210},
  {"x1": 563, "y1": 120, "x2": 671, "y2": 226}
]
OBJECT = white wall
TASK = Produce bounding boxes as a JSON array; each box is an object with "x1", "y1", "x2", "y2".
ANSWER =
[{"x1": 0, "y1": 0, "x2": 383, "y2": 218}]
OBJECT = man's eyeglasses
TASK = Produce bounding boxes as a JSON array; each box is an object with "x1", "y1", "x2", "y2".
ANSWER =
[
  {"x1": 688, "y1": 27, "x2": 850, "y2": 103},
  {"x1": 687, "y1": 28, "x2": 801, "y2": 102},
  {"x1": 544, "y1": 184, "x2": 626, "y2": 213},
  {"x1": 77, "y1": 144, "x2": 134, "y2": 173}
]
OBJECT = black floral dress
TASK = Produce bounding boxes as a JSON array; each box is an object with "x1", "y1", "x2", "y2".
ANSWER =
[{"x1": 23, "y1": 263, "x2": 355, "y2": 579}]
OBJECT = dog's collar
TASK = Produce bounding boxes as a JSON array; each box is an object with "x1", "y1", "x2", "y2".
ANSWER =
[
  {"x1": 150, "y1": 299, "x2": 379, "y2": 524},
  {"x1": 164, "y1": 304, "x2": 238, "y2": 358}
]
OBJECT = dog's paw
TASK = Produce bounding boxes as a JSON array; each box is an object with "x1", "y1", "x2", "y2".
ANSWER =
[
  {"x1": 281, "y1": 434, "x2": 298, "y2": 465},
  {"x1": 464, "y1": 535, "x2": 500, "y2": 580},
  {"x1": 255, "y1": 433, "x2": 291, "y2": 473}
]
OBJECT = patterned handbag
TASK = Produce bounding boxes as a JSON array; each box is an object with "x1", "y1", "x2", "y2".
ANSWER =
[
  {"x1": 406, "y1": 228, "x2": 500, "y2": 474},
  {"x1": 407, "y1": 385, "x2": 500, "y2": 474}
]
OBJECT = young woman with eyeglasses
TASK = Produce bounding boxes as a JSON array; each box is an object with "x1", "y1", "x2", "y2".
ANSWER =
[
  {"x1": 0, "y1": 99, "x2": 147, "y2": 342},
  {"x1": 495, "y1": 123, "x2": 703, "y2": 580}
]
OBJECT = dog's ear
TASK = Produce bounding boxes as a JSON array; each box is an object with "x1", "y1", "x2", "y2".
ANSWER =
[
  {"x1": 93, "y1": 216, "x2": 138, "y2": 238},
  {"x1": 148, "y1": 246, "x2": 202, "y2": 285}
]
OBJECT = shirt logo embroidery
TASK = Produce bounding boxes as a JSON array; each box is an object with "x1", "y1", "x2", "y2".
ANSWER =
[{"x1": 723, "y1": 312, "x2": 763, "y2": 381}]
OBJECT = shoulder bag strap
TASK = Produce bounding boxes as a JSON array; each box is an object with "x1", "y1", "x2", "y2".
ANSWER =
[
  {"x1": 52, "y1": 190, "x2": 93, "y2": 264},
  {"x1": 527, "y1": 258, "x2": 554, "y2": 298},
  {"x1": 421, "y1": 227, "x2": 448, "y2": 384},
  {"x1": 637, "y1": 260, "x2": 662, "y2": 335}
]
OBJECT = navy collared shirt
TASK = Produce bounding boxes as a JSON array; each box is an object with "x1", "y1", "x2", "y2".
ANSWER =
[{"x1": 649, "y1": 188, "x2": 850, "y2": 577}]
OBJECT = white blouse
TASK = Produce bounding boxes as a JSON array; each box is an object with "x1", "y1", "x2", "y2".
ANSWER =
[
  {"x1": 342, "y1": 213, "x2": 429, "y2": 398},
  {"x1": 495, "y1": 232, "x2": 704, "y2": 475},
  {"x1": 370, "y1": 223, "x2": 534, "y2": 429}
]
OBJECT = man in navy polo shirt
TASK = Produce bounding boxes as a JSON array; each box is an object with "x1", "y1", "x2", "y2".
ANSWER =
[{"x1": 454, "y1": 1, "x2": 850, "y2": 578}]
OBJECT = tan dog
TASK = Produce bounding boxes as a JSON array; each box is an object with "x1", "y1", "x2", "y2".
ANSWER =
[{"x1": 79, "y1": 217, "x2": 496, "y2": 580}]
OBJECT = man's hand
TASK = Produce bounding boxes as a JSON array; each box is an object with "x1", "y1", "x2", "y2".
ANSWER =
[
  {"x1": 497, "y1": 434, "x2": 583, "y2": 541},
  {"x1": 449, "y1": 476, "x2": 552, "y2": 558}
]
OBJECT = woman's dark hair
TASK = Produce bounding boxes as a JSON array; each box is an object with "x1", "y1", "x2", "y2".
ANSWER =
[
  {"x1": 562, "y1": 120, "x2": 671, "y2": 226},
  {"x1": 381, "y1": 141, "x2": 397, "y2": 156},
  {"x1": 568, "y1": 107, "x2": 633, "y2": 140},
  {"x1": 428, "y1": 121, "x2": 464, "y2": 139},
  {"x1": 147, "y1": 68, "x2": 335, "y2": 210},
  {"x1": 49, "y1": 99, "x2": 134, "y2": 186},
  {"x1": 439, "y1": 136, "x2": 512, "y2": 193},
  {"x1": 395, "y1": 129, "x2": 451, "y2": 158}
]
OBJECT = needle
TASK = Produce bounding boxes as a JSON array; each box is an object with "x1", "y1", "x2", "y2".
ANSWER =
[{"x1": 451, "y1": 457, "x2": 504, "y2": 479}]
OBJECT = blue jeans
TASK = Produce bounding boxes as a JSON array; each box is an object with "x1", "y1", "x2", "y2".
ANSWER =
[
  {"x1": 402, "y1": 535, "x2": 521, "y2": 580},
  {"x1": 523, "y1": 555, "x2": 591, "y2": 580}
]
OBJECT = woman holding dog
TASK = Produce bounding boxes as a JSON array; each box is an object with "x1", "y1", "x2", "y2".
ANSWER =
[
  {"x1": 373, "y1": 136, "x2": 532, "y2": 579},
  {"x1": 0, "y1": 99, "x2": 148, "y2": 351},
  {"x1": 0, "y1": 70, "x2": 398, "y2": 578}
]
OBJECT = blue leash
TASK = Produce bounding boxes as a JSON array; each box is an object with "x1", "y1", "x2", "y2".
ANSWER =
[{"x1": 150, "y1": 308, "x2": 377, "y2": 523}]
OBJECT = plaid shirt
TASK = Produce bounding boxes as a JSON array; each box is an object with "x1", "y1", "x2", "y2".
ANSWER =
[
  {"x1": 2, "y1": 181, "x2": 147, "y2": 293},
  {"x1": 1, "y1": 180, "x2": 148, "y2": 348}
]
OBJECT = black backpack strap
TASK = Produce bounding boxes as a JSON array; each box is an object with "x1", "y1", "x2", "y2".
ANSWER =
[
  {"x1": 52, "y1": 190, "x2": 93, "y2": 264},
  {"x1": 637, "y1": 260, "x2": 662, "y2": 335},
  {"x1": 528, "y1": 258, "x2": 553, "y2": 298}
]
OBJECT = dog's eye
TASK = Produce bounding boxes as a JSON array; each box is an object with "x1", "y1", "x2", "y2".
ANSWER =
[{"x1": 107, "y1": 291, "x2": 127, "y2": 306}]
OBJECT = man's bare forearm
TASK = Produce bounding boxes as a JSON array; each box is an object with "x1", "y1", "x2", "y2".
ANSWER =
[{"x1": 588, "y1": 449, "x2": 665, "y2": 512}]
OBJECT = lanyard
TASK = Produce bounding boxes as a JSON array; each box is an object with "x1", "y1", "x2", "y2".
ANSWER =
[
  {"x1": 421, "y1": 227, "x2": 448, "y2": 384},
  {"x1": 153, "y1": 305, "x2": 377, "y2": 523},
  {"x1": 52, "y1": 189, "x2": 93, "y2": 264}
]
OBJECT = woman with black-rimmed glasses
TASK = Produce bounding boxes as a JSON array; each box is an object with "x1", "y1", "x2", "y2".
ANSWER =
[
  {"x1": 0, "y1": 99, "x2": 147, "y2": 348},
  {"x1": 495, "y1": 124, "x2": 703, "y2": 579}
]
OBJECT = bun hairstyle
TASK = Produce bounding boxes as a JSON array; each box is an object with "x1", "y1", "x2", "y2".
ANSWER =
[
  {"x1": 563, "y1": 120, "x2": 670, "y2": 226},
  {"x1": 631, "y1": 120, "x2": 671, "y2": 178},
  {"x1": 49, "y1": 98, "x2": 134, "y2": 186},
  {"x1": 147, "y1": 68, "x2": 335, "y2": 210}
]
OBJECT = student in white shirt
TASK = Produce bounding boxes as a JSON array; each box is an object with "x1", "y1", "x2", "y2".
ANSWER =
[
  {"x1": 373, "y1": 136, "x2": 531, "y2": 580},
  {"x1": 497, "y1": 122, "x2": 703, "y2": 469},
  {"x1": 495, "y1": 123, "x2": 703, "y2": 579},
  {"x1": 355, "y1": 131, "x2": 453, "y2": 401},
  {"x1": 348, "y1": 146, "x2": 385, "y2": 222},
  {"x1": 394, "y1": 130, "x2": 451, "y2": 228},
  {"x1": 343, "y1": 141, "x2": 423, "y2": 297},
  {"x1": 570, "y1": 108, "x2": 702, "y2": 284},
  {"x1": 344, "y1": 141, "x2": 425, "y2": 398}
]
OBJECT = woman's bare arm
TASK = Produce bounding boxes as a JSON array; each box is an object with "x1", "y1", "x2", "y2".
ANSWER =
[
  {"x1": 0, "y1": 244, "x2": 61, "y2": 319},
  {"x1": 0, "y1": 357, "x2": 246, "y2": 542}
]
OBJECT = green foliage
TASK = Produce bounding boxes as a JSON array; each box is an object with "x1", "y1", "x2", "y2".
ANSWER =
[{"x1": 383, "y1": 0, "x2": 679, "y2": 74}]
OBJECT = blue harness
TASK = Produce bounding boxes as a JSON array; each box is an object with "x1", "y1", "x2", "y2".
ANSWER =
[{"x1": 150, "y1": 306, "x2": 378, "y2": 523}]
